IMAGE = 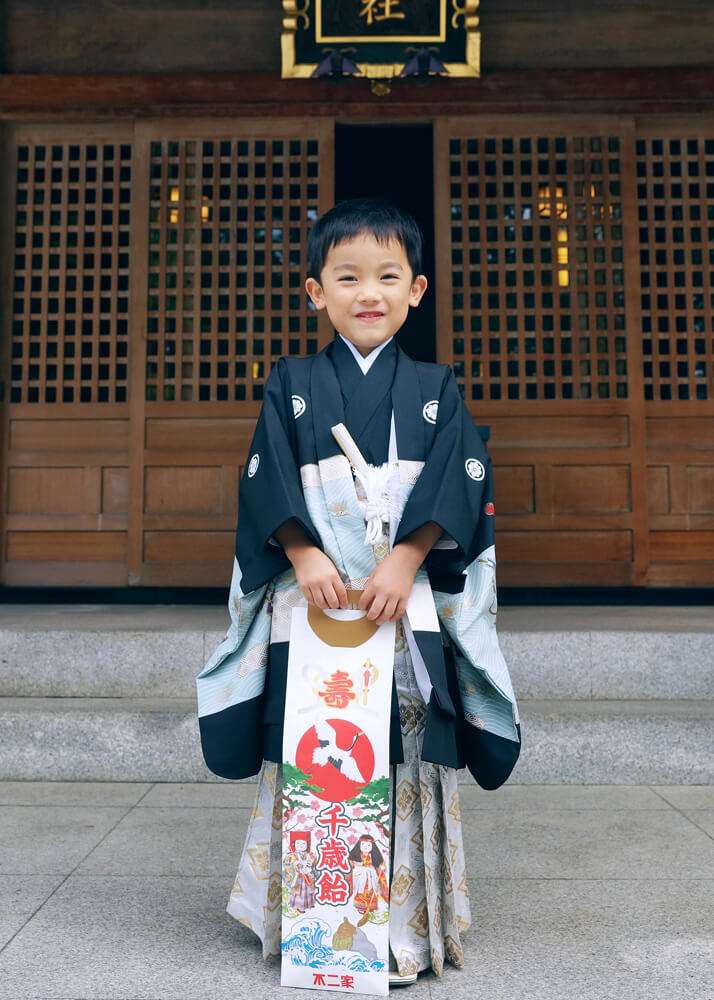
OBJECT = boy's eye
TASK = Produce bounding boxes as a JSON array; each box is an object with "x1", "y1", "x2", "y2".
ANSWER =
[{"x1": 338, "y1": 274, "x2": 399, "y2": 281}]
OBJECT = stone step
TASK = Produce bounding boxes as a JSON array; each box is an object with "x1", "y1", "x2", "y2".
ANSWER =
[
  {"x1": 0, "y1": 696, "x2": 711, "y2": 784},
  {"x1": 1, "y1": 604, "x2": 712, "y2": 700}
]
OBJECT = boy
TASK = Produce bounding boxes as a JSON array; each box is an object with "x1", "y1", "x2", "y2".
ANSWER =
[{"x1": 196, "y1": 197, "x2": 522, "y2": 985}]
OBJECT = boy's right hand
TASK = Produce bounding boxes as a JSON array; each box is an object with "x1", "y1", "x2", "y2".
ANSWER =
[
  {"x1": 291, "y1": 546, "x2": 349, "y2": 610},
  {"x1": 273, "y1": 517, "x2": 348, "y2": 609}
]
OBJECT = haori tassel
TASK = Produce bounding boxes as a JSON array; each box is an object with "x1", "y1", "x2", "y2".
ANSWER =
[
  {"x1": 352, "y1": 461, "x2": 396, "y2": 545},
  {"x1": 331, "y1": 423, "x2": 400, "y2": 546}
]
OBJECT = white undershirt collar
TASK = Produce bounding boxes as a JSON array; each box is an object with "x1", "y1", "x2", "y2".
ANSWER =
[{"x1": 337, "y1": 332, "x2": 395, "y2": 374}]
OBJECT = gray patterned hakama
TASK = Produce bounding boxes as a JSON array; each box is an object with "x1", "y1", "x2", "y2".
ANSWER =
[{"x1": 226, "y1": 616, "x2": 472, "y2": 978}]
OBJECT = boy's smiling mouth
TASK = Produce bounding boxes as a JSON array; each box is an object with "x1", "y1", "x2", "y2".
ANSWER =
[{"x1": 355, "y1": 311, "x2": 385, "y2": 322}]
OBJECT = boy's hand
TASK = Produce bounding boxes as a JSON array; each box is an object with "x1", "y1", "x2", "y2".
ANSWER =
[
  {"x1": 274, "y1": 518, "x2": 349, "y2": 610},
  {"x1": 357, "y1": 546, "x2": 421, "y2": 625},
  {"x1": 291, "y1": 546, "x2": 349, "y2": 610}
]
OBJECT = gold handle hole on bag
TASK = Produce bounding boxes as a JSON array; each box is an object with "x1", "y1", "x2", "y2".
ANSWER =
[{"x1": 305, "y1": 588, "x2": 379, "y2": 647}]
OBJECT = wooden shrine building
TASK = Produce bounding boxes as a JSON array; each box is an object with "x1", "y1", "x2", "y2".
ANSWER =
[{"x1": 0, "y1": 1, "x2": 713, "y2": 591}]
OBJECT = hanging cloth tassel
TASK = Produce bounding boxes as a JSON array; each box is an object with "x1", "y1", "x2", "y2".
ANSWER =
[
  {"x1": 331, "y1": 423, "x2": 399, "y2": 546},
  {"x1": 353, "y1": 460, "x2": 397, "y2": 545}
]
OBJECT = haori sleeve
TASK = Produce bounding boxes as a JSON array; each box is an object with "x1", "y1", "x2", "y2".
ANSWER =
[
  {"x1": 392, "y1": 365, "x2": 493, "y2": 570},
  {"x1": 236, "y1": 357, "x2": 324, "y2": 594}
]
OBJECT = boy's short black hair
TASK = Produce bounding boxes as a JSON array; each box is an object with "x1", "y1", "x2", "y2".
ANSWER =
[{"x1": 306, "y1": 196, "x2": 423, "y2": 282}]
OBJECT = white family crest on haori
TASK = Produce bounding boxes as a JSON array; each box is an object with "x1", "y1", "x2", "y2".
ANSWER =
[
  {"x1": 422, "y1": 399, "x2": 439, "y2": 424},
  {"x1": 281, "y1": 603, "x2": 395, "y2": 997},
  {"x1": 465, "y1": 457, "x2": 485, "y2": 481},
  {"x1": 247, "y1": 453, "x2": 260, "y2": 478},
  {"x1": 292, "y1": 394, "x2": 307, "y2": 418}
]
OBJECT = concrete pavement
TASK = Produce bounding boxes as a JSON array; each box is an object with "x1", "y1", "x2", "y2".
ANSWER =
[{"x1": 0, "y1": 780, "x2": 712, "y2": 1000}]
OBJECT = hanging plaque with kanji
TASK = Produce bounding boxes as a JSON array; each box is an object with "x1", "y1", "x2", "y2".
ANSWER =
[{"x1": 280, "y1": 598, "x2": 396, "y2": 996}]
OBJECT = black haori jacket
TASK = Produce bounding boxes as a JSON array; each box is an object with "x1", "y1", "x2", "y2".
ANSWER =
[{"x1": 196, "y1": 334, "x2": 522, "y2": 790}]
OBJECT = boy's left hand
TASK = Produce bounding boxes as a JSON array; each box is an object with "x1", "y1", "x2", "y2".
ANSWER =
[{"x1": 357, "y1": 546, "x2": 421, "y2": 625}]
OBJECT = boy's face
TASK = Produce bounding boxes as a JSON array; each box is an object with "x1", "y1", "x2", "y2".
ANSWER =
[{"x1": 304, "y1": 232, "x2": 427, "y2": 357}]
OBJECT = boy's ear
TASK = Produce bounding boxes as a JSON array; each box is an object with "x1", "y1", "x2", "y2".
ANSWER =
[
  {"x1": 305, "y1": 276, "x2": 326, "y2": 309},
  {"x1": 409, "y1": 273, "x2": 428, "y2": 307}
]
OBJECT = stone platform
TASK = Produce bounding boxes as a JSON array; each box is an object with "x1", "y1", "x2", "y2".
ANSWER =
[{"x1": 0, "y1": 604, "x2": 712, "y2": 783}]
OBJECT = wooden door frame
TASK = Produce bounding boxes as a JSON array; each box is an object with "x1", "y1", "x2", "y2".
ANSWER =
[{"x1": 1, "y1": 69, "x2": 714, "y2": 120}]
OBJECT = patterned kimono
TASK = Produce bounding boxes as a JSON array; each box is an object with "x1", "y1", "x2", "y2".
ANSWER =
[{"x1": 197, "y1": 331, "x2": 522, "y2": 978}]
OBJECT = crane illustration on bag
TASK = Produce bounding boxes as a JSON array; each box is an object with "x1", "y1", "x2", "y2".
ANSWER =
[{"x1": 312, "y1": 719, "x2": 367, "y2": 784}]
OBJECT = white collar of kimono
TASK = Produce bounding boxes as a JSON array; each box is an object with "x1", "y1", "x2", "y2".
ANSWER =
[{"x1": 337, "y1": 332, "x2": 395, "y2": 373}]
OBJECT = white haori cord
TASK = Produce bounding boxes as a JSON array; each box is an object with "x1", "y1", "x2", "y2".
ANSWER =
[
  {"x1": 354, "y1": 461, "x2": 401, "y2": 545},
  {"x1": 331, "y1": 422, "x2": 400, "y2": 546},
  {"x1": 331, "y1": 420, "x2": 435, "y2": 708}
]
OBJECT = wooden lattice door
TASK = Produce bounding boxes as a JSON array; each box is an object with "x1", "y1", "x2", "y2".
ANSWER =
[
  {"x1": 635, "y1": 121, "x2": 714, "y2": 585},
  {"x1": 434, "y1": 114, "x2": 714, "y2": 587},
  {"x1": 0, "y1": 119, "x2": 334, "y2": 586},
  {"x1": 2, "y1": 113, "x2": 713, "y2": 588}
]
